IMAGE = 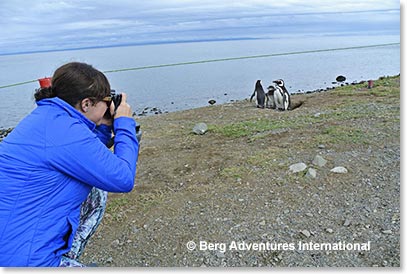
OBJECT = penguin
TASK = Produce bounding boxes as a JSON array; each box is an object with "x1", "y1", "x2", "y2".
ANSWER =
[
  {"x1": 266, "y1": 85, "x2": 276, "y2": 109},
  {"x1": 273, "y1": 79, "x2": 291, "y2": 111},
  {"x1": 250, "y1": 80, "x2": 266, "y2": 108}
]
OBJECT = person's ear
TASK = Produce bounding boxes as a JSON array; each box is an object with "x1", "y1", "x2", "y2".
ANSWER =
[{"x1": 81, "y1": 98, "x2": 92, "y2": 113}]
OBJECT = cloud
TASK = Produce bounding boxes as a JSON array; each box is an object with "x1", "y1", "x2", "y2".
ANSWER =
[{"x1": 0, "y1": 0, "x2": 400, "y2": 55}]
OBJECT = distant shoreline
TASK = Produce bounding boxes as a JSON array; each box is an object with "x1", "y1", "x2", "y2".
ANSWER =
[{"x1": 0, "y1": 33, "x2": 399, "y2": 57}]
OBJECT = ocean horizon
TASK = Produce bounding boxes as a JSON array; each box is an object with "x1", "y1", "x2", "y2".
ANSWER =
[{"x1": 0, "y1": 33, "x2": 400, "y2": 128}]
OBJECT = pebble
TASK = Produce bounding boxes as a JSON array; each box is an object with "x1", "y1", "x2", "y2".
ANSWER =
[
  {"x1": 111, "y1": 239, "x2": 120, "y2": 247},
  {"x1": 306, "y1": 168, "x2": 317, "y2": 179},
  {"x1": 312, "y1": 155, "x2": 327, "y2": 167},
  {"x1": 300, "y1": 230, "x2": 311, "y2": 238},
  {"x1": 289, "y1": 163, "x2": 307, "y2": 173},
  {"x1": 330, "y1": 166, "x2": 348, "y2": 173},
  {"x1": 326, "y1": 228, "x2": 334, "y2": 233},
  {"x1": 343, "y1": 219, "x2": 351, "y2": 227},
  {"x1": 382, "y1": 230, "x2": 392, "y2": 234},
  {"x1": 192, "y1": 123, "x2": 208, "y2": 135},
  {"x1": 106, "y1": 256, "x2": 114, "y2": 263}
]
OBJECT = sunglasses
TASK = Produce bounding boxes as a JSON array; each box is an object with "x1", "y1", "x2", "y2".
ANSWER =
[{"x1": 102, "y1": 96, "x2": 112, "y2": 107}]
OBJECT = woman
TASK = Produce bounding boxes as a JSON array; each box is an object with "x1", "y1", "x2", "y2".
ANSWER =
[{"x1": 0, "y1": 62, "x2": 139, "y2": 266}]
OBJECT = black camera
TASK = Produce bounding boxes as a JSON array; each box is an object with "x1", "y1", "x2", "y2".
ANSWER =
[
  {"x1": 104, "y1": 89, "x2": 122, "y2": 119},
  {"x1": 110, "y1": 89, "x2": 122, "y2": 113},
  {"x1": 105, "y1": 89, "x2": 142, "y2": 148}
]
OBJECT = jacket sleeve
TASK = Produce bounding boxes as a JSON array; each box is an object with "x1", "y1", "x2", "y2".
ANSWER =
[
  {"x1": 46, "y1": 117, "x2": 139, "y2": 193},
  {"x1": 94, "y1": 124, "x2": 113, "y2": 146}
]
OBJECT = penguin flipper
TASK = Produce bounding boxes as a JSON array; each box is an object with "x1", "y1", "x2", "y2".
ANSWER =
[{"x1": 250, "y1": 91, "x2": 256, "y2": 102}]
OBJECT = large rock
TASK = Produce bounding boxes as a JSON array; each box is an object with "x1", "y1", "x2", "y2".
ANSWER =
[
  {"x1": 312, "y1": 155, "x2": 327, "y2": 167},
  {"x1": 192, "y1": 123, "x2": 208, "y2": 135},
  {"x1": 289, "y1": 163, "x2": 307, "y2": 173}
]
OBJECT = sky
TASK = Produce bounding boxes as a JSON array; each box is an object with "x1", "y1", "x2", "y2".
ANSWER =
[{"x1": 0, "y1": 0, "x2": 400, "y2": 55}]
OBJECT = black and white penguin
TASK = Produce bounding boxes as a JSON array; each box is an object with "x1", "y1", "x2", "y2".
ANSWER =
[
  {"x1": 250, "y1": 80, "x2": 266, "y2": 108},
  {"x1": 273, "y1": 79, "x2": 291, "y2": 111},
  {"x1": 266, "y1": 85, "x2": 276, "y2": 109}
]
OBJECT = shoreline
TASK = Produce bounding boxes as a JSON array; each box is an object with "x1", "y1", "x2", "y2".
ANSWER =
[
  {"x1": 0, "y1": 74, "x2": 400, "y2": 138},
  {"x1": 133, "y1": 74, "x2": 400, "y2": 117}
]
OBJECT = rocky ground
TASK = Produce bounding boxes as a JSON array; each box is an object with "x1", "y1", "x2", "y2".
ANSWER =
[{"x1": 1, "y1": 76, "x2": 400, "y2": 267}]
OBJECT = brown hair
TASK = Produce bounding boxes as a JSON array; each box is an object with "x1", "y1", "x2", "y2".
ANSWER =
[{"x1": 34, "y1": 62, "x2": 110, "y2": 106}]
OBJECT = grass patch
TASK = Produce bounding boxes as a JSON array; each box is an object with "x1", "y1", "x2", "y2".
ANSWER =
[
  {"x1": 105, "y1": 196, "x2": 130, "y2": 222},
  {"x1": 316, "y1": 126, "x2": 369, "y2": 145},
  {"x1": 333, "y1": 75, "x2": 399, "y2": 98},
  {"x1": 210, "y1": 115, "x2": 325, "y2": 138},
  {"x1": 220, "y1": 166, "x2": 246, "y2": 179}
]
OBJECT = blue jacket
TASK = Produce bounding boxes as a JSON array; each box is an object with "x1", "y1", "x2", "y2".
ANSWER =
[{"x1": 0, "y1": 97, "x2": 139, "y2": 266}]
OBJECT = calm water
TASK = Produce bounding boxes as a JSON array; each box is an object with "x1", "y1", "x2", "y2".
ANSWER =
[{"x1": 0, "y1": 34, "x2": 400, "y2": 128}]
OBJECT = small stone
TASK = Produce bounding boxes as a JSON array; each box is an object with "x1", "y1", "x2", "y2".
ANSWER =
[
  {"x1": 289, "y1": 163, "x2": 307, "y2": 173},
  {"x1": 305, "y1": 213, "x2": 314, "y2": 217},
  {"x1": 343, "y1": 219, "x2": 351, "y2": 227},
  {"x1": 106, "y1": 256, "x2": 113, "y2": 263},
  {"x1": 300, "y1": 230, "x2": 311, "y2": 238},
  {"x1": 382, "y1": 230, "x2": 392, "y2": 234},
  {"x1": 259, "y1": 220, "x2": 266, "y2": 226},
  {"x1": 192, "y1": 123, "x2": 208, "y2": 135},
  {"x1": 318, "y1": 144, "x2": 326, "y2": 149},
  {"x1": 312, "y1": 155, "x2": 327, "y2": 167},
  {"x1": 111, "y1": 239, "x2": 120, "y2": 247},
  {"x1": 306, "y1": 168, "x2": 317, "y2": 179},
  {"x1": 326, "y1": 228, "x2": 334, "y2": 233},
  {"x1": 330, "y1": 166, "x2": 348, "y2": 173}
]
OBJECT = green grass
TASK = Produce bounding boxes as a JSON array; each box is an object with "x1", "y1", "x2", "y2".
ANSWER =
[{"x1": 316, "y1": 126, "x2": 369, "y2": 145}]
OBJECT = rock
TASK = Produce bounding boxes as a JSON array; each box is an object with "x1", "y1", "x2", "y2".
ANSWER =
[
  {"x1": 192, "y1": 123, "x2": 208, "y2": 135},
  {"x1": 382, "y1": 230, "x2": 392, "y2": 234},
  {"x1": 208, "y1": 99, "x2": 216, "y2": 105},
  {"x1": 318, "y1": 144, "x2": 326, "y2": 149},
  {"x1": 111, "y1": 239, "x2": 120, "y2": 247},
  {"x1": 0, "y1": 128, "x2": 13, "y2": 141},
  {"x1": 343, "y1": 219, "x2": 351, "y2": 227},
  {"x1": 300, "y1": 230, "x2": 311, "y2": 238},
  {"x1": 326, "y1": 228, "x2": 334, "y2": 233},
  {"x1": 336, "y1": 75, "x2": 346, "y2": 82},
  {"x1": 106, "y1": 256, "x2": 114, "y2": 263},
  {"x1": 330, "y1": 166, "x2": 348, "y2": 173},
  {"x1": 306, "y1": 168, "x2": 317, "y2": 179},
  {"x1": 312, "y1": 155, "x2": 327, "y2": 167},
  {"x1": 289, "y1": 163, "x2": 307, "y2": 173}
]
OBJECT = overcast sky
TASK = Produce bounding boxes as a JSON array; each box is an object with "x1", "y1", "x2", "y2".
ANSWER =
[{"x1": 0, "y1": 0, "x2": 400, "y2": 55}]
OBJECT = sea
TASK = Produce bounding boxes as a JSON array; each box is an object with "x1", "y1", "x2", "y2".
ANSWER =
[{"x1": 0, "y1": 34, "x2": 400, "y2": 128}]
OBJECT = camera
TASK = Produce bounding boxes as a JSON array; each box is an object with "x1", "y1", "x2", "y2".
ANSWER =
[
  {"x1": 105, "y1": 89, "x2": 142, "y2": 148},
  {"x1": 104, "y1": 89, "x2": 122, "y2": 119},
  {"x1": 110, "y1": 89, "x2": 122, "y2": 113}
]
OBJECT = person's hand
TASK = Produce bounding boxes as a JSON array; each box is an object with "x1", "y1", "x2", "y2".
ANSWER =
[{"x1": 114, "y1": 93, "x2": 133, "y2": 119}]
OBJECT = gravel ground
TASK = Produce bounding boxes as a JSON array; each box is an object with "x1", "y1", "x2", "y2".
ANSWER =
[{"x1": 2, "y1": 76, "x2": 400, "y2": 267}]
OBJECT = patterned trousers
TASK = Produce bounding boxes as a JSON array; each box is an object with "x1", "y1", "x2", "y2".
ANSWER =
[{"x1": 59, "y1": 187, "x2": 107, "y2": 267}]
